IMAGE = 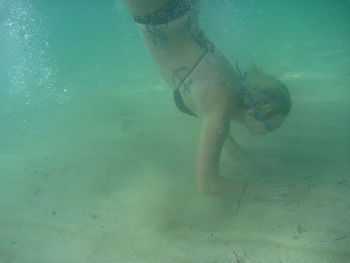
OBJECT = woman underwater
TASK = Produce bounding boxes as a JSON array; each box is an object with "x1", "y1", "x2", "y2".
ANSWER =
[{"x1": 124, "y1": 0, "x2": 292, "y2": 198}]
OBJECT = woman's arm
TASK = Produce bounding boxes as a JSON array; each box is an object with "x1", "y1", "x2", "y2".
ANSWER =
[{"x1": 196, "y1": 110, "x2": 236, "y2": 197}]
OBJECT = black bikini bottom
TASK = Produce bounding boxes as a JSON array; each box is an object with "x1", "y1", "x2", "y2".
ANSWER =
[{"x1": 133, "y1": 0, "x2": 199, "y2": 26}]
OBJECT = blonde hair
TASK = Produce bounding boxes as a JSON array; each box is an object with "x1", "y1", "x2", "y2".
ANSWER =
[{"x1": 241, "y1": 66, "x2": 291, "y2": 117}]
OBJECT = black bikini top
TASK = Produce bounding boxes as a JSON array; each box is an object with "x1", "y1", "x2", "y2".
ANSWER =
[{"x1": 173, "y1": 89, "x2": 197, "y2": 117}]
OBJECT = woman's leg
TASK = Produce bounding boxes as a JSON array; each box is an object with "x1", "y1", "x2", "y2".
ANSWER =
[{"x1": 124, "y1": 0, "x2": 171, "y2": 16}]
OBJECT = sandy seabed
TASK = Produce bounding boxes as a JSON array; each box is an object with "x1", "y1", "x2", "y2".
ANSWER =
[{"x1": 0, "y1": 76, "x2": 349, "y2": 263}]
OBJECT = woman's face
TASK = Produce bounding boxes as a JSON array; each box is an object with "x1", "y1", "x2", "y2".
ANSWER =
[{"x1": 246, "y1": 111, "x2": 286, "y2": 135}]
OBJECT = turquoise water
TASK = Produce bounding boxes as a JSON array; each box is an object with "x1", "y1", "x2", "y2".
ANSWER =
[{"x1": 0, "y1": 0, "x2": 349, "y2": 262}]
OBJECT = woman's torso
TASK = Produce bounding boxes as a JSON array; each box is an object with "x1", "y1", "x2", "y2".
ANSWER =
[{"x1": 137, "y1": 12, "x2": 240, "y2": 117}]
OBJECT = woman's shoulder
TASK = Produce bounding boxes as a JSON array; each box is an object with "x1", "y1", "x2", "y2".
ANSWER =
[
  {"x1": 191, "y1": 80, "x2": 235, "y2": 118},
  {"x1": 186, "y1": 50, "x2": 241, "y2": 117}
]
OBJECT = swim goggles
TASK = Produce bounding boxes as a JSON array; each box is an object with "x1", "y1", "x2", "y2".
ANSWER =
[{"x1": 244, "y1": 91, "x2": 281, "y2": 132}]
